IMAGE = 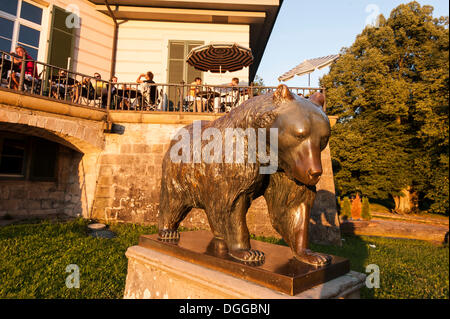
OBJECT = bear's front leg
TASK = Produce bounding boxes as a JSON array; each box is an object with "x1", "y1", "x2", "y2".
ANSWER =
[
  {"x1": 288, "y1": 200, "x2": 331, "y2": 266},
  {"x1": 222, "y1": 194, "x2": 265, "y2": 263},
  {"x1": 264, "y1": 172, "x2": 331, "y2": 266}
]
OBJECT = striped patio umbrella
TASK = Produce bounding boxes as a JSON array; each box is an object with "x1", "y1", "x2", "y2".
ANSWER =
[
  {"x1": 278, "y1": 54, "x2": 340, "y2": 85},
  {"x1": 186, "y1": 43, "x2": 254, "y2": 73}
]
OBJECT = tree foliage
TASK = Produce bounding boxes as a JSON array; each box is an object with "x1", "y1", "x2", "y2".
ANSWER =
[
  {"x1": 361, "y1": 197, "x2": 372, "y2": 220},
  {"x1": 321, "y1": 2, "x2": 449, "y2": 214}
]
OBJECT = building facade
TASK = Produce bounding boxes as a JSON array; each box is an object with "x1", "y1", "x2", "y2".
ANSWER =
[{"x1": 1, "y1": 0, "x2": 281, "y2": 83}]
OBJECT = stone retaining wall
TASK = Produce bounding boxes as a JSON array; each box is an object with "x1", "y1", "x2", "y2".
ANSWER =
[{"x1": 0, "y1": 146, "x2": 83, "y2": 219}]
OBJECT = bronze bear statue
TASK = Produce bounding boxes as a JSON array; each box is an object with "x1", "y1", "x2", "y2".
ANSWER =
[{"x1": 158, "y1": 84, "x2": 331, "y2": 266}]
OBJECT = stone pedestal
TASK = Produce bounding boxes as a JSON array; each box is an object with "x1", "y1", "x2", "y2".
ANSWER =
[{"x1": 124, "y1": 245, "x2": 366, "y2": 299}]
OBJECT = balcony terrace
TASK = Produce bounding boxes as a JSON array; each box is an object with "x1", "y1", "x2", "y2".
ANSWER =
[{"x1": 1, "y1": 50, "x2": 326, "y2": 123}]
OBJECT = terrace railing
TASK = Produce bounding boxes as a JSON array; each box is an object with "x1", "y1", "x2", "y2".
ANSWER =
[{"x1": 0, "y1": 50, "x2": 326, "y2": 115}]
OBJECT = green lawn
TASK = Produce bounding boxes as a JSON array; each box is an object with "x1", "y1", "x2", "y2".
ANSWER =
[{"x1": 0, "y1": 219, "x2": 448, "y2": 299}]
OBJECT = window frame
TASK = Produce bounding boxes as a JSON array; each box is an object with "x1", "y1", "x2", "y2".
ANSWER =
[
  {"x1": 0, "y1": 0, "x2": 45, "y2": 60},
  {"x1": 0, "y1": 133, "x2": 59, "y2": 182},
  {"x1": 0, "y1": 132, "x2": 29, "y2": 180},
  {"x1": 46, "y1": 5, "x2": 76, "y2": 71}
]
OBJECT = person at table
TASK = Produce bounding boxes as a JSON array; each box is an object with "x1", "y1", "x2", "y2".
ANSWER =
[
  {"x1": 73, "y1": 75, "x2": 95, "y2": 104},
  {"x1": 189, "y1": 77, "x2": 204, "y2": 112},
  {"x1": 51, "y1": 69, "x2": 74, "y2": 99},
  {"x1": 223, "y1": 77, "x2": 240, "y2": 112},
  {"x1": 230, "y1": 77, "x2": 239, "y2": 87},
  {"x1": 10, "y1": 46, "x2": 39, "y2": 90},
  {"x1": 100, "y1": 75, "x2": 120, "y2": 109},
  {"x1": 93, "y1": 72, "x2": 107, "y2": 103},
  {"x1": 1, "y1": 52, "x2": 18, "y2": 83},
  {"x1": 136, "y1": 71, "x2": 157, "y2": 107}
]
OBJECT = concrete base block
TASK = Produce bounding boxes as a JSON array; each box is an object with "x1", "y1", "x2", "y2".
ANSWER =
[{"x1": 124, "y1": 245, "x2": 366, "y2": 299}]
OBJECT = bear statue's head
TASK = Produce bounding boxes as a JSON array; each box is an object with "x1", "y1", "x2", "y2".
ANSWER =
[{"x1": 260, "y1": 84, "x2": 331, "y2": 186}]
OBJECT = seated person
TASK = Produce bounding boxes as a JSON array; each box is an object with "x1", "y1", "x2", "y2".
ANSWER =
[
  {"x1": 223, "y1": 77, "x2": 240, "y2": 112},
  {"x1": 1, "y1": 52, "x2": 18, "y2": 84},
  {"x1": 73, "y1": 76, "x2": 95, "y2": 105},
  {"x1": 100, "y1": 75, "x2": 120, "y2": 108},
  {"x1": 188, "y1": 77, "x2": 203, "y2": 112},
  {"x1": 51, "y1": 69, "x2": 72, "y2": 99},
  {"x1": 93, "y1": 73, "x2": 107, "y2": 101},
  {"x1": 107, "y1": 76, "x2": 120, "y2": 109},
  {"x1": 10, "y1": 46, "x2": 39, "y2": 90},
  {"x1": 137, "y1": 71, "x2": 157, "y2": 108}
]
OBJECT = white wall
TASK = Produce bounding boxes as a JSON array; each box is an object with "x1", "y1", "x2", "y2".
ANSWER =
[
  {"x1": 115, "y1": 20, "x2": 250, "y2": 85},
  {"x1": 33, "y1": 0, "x2": 114, "y2": 79}
]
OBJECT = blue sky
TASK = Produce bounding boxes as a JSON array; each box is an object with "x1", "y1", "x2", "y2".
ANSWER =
[{"x1": 256, "y1": 0, "x2": 449, "y2": 87}]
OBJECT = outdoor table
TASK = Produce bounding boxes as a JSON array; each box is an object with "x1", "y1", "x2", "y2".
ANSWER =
[
  {"x1": 196, "y1": 90, "x2": 221, "y2": 99},
  {"x1": 50, "y1": 75, "x2": 78, "y2": 100},
  {"x1": 51, "y1": 75, "x2": 78, "y2": 86},
  {"x1": 116, "y1": 88, "x2": 142, "y2": 99},
  {"x1": 196, "y1": 90, "x2": 222, "y2": 112}
]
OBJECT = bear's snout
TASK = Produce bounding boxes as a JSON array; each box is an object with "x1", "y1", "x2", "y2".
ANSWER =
[
  {"x1": 292, "y1": 151, "x2": 323, "y2": 186},
  {"x1": 307, "y1": 167, "x2": 322, "y2": 182}
]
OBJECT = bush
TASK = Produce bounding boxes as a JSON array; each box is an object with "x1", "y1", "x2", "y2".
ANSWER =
[
  {"x1": 341, "y1": 196, "x2": 352, "y2": 220},
  {"x1": 362, "y1": 197, "x2": 372, "y2": 220}
]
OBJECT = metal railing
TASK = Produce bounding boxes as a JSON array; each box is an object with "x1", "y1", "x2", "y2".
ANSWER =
[{"x1": 1, "y1": 50, "x2": 326, "y2": 114}]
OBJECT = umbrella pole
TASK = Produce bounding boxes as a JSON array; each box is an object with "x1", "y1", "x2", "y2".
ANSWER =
[{"x1": 308, "y1": 73, "x2": 311, "y2": 87}]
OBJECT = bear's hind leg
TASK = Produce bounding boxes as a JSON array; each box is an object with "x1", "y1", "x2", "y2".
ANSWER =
[
  {"x1": 158, "y1": 191, "x2": 191, "y2": 242},
  {"x1": 223, "y1": 194, "x2": 265, "y2": 263}
]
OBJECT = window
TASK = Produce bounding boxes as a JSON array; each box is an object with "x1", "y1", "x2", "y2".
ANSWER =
[
  {"x1": 0, "y1": 137, "x2": 26, "y2": 177},
  {"x1": 30, "y1": 138, "x2": 57, "y2": 180},
  {"x1": 47, "y1": 6, "x2": 76, "y2": 70},
  {"x1": 0, "y1": 133, "x2": 58, "y2": 181},
  {"x1": 167, "y1": 41, "x2": 203, "y2": 108},
  {"x1": 0, "y1": 0, "x2": 43, "y2": 59},
  {"x1": 168, "y1": 40, "x2": 204, "y2": 84}
]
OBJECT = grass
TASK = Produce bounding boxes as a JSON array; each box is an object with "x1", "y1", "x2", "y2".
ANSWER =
[
  {"x1": 253, "y1": 234, "x2": 449, "y2": 299},
  {"x1": 0, "y1": 218, "x2": 157, "y2": 298},
  {"x1": 0, "y1": 219, "x2": 448, "y2": 299}
]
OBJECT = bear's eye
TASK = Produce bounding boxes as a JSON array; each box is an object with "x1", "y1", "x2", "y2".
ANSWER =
[
  {"x1": 320, "y1": 136, "x2": 329, "y2": 150},
  {"x1": 295, "y1": 132, "x2": 306, "y2": 140}
]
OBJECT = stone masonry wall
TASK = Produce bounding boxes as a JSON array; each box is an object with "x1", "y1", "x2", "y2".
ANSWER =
[
  {"x1": 91, "y1": 122, "x2": 341, "y2": 245},
  {"x1": 0, "y1": 146, "x2": 84, "y2": 219}
]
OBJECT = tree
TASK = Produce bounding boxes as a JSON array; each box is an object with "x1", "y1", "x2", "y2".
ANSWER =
[
  {"x1": 362, "y1": 197, "x2": 372, "y2": 220},
  {"x1": 252, "y1": 75, "x2": 265, "y2": 86},
  {"x1": 340, "y1": 197, "x2": 352, "y2": 220},
  {"x1": 321, "y1": 2, "x2": 448, "y2": 215}
]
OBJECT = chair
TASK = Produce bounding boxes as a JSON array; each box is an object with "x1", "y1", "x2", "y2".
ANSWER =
[
  {"x1": 74, "y1": 79, "x2": 95, "y2": 106},
  {"x1": 139, "y1": 83, "x2": 159, "y2": 111},
  {"x1": 222, "y1": 87, "x2": 240, "y2": 112}
]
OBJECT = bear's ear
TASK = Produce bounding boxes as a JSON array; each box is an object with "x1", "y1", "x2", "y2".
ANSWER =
[
  {"x1": 254, "y1": 110, "x2": 278, "y2": 128},
  {"x1": 273, "y1": 84, "x2": 294, "y2": 105},
  {"x1": 309, "y1": 92, "x2": 325, "y2": 108}
]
